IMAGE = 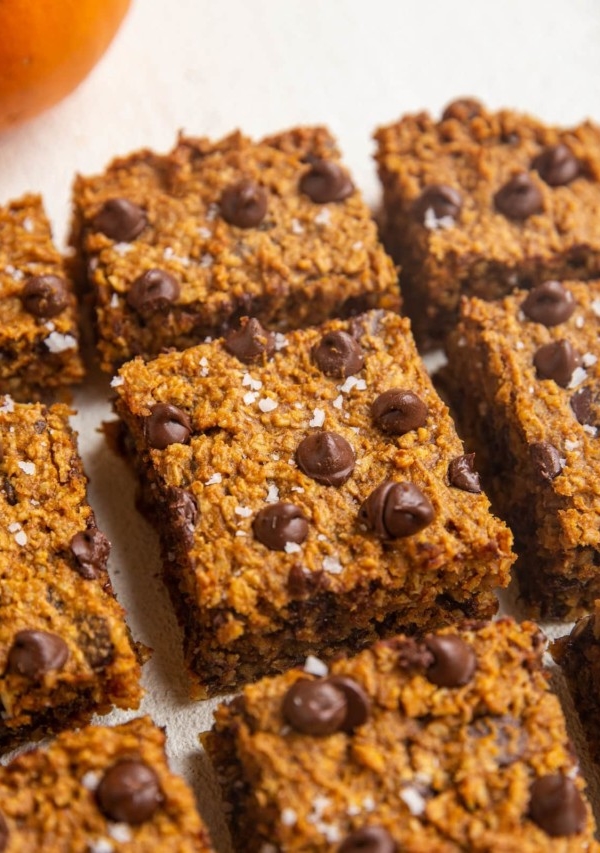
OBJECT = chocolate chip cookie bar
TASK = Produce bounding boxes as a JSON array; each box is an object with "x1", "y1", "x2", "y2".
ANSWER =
[
  {"x1": 70, "y1": 126, "x2": 400, "y2": 373},
  {"x1": 113, "y1": 309, "x2": 514, "y2": 698},
  {"x1": 553, "y1": 601, "x2": 600, "y2": 765},
  {"x1": 0, "y1": 716, "x2": 214, "y2": 851},
  {"x1": 375, "y1": 98, "x2": 600, "y2": 349},
  {"x1": 204, "y1": 618, "x2": 598, "y2": 852},
  {"x1": 0, "y1": 399, "x2": 142, "y2": 749},
  {"x1": 0, "y1": 194, "x2": 84, "y2": 400},
  {"x1": 443, "y1": 279, "x2": 600, "y2": 618}
]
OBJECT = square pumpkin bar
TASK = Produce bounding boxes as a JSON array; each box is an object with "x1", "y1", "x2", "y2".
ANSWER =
[
  {"x1": 113, "y1": 310, "x2": 513, "y2": 697},
  {"x1": 375, "y1": 98, "x2": 600, "y2": 350},
  {"x1": 71, "y1": 126, "x2": 399, "y2": 372},
  {"x1": 204, "y1": 619, "x2": 599, "y2": 852}
]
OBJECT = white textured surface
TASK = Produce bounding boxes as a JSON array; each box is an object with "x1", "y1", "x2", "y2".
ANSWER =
[{"x1": 1, "y1": 0, "x2": 600, "y2": 848}]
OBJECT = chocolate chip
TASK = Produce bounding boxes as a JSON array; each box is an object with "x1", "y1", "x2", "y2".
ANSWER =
[
  {"x1": 530, "y1": 442, "x2": 562, "y2": 481},
  {"x1": 571, "y1": 387, "x2": 593, "y2": 425},
  {"x1": 224, "y1": 317, "x2": 275, "y2": 363},
  {"x1": 412, "y1": 185, "x2": 462, "y2": 224},
  {"x1": 360, "y1": 481, "x2": 434, "y2": 539},
  {"x1": 534, "y1": 339, "x2": 581, "y2": 387},
  {"x1": 92, "y1": 198, "x2": 147, "y2": 241},
  {"x1": 21, "y1": 275, "x2": 69, "y2": 318},
  {"x1": 494, "y1": 174, "x2": 543, "y2": 220},
  {"x1": 221, "y1": 179, "x2": 268, "y2": 228},
  {"x1": 7, "y1": 630, "x2": 69, "y2": 679},
  {"x1": 338, "y1": 826, "x2": 397, "y2": 853},
  {"x1": 2, "y1": 477, "x2": 16, "y2": 506},
  {"x1": 126, "y1": 269, "x2": 180, "y2": 317},
  {"x1": 169, "y1": 488, "x2": 198, "y2": 547},
  {"x1": 0, "y1": 811, "x2": 8, "y2": 853},
  {"x1": 441, "y1": 97, "x2": 483, "y2": 122},
  {"x1": 97, "y1": 759, "x2": 163, "y2": 825},
  {"x1": 296, "y1": 431, "x2": 355, "y2": 487},
  {"x1": 371, "y1": 389, "x2": 428, "y2": 436},
  {"x1": 521, "y1": 281, "x2": 576, "y2": 327},
  {"x1": 312, "y1": 330, "x2": 364, "y2": 378},
  {"x1": 394, "y1": 637, "x2": 435, "y2": 670},
  {"x1": 144, "y1": 403, "x2": 191, "y2": 449},
  {"x1": 327, "y1": 676, "x2": 370, "y2": 731},
  {"x1": 532, "y1": 144, "x2": 580, "y2": 187},
  {"x1": 282, "y1": 678, "x2": 347, "y2": 735},
  {"x1": 529, "y1": 774, "x2": 587, "y2": 837},
  {"x1": 253, "y1": 502, "x2": 309, "y2": 551},
  {"x1": 299, "y1": 159, "x2": 354, "y2": 203},
  {"x1": 70, "y1": 528, "x2": 110, "y2": 579},
  {"x1": 424, "y1": 634, "x2": 476, "y2": 687},
  {"x1": 448, "y1": 453, "x2": 481, "y2": 492}
]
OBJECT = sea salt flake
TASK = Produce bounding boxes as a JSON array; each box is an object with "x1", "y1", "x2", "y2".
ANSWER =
[
  {"x1": 304, "y1": 655, "x2": 328, "y2": 676},
  {"x1": 274, "y1": 333, "x2": 288, "y2": 351},
  {"x1": 591, "y1": 298, "x2": 600, "y2": 317},
  {"x1": 22, "y1": 217, "x2": 34, "y2": 233},
  {"x1": 200, "y1": 254, "x2": 214, "y2": 268},
  {"x1": 400, "y1": 785, "x2": 426, "y2": 816},
  {"x1": 107, "y1": 824, "x2": 131, "y2": 843},
  {"x1": 242, "y1": 373, "x2": 262, "y2": 391},
  {"x1": 338, "y1": 376, "x2": 366, "y2": 393},
  {"x1": 30, "y1": 499, "x2": 39, "y2": 506},
  {"x1": 314, "y1": 207, "x2": 331, "y2": 226},
  {"x1": 290, "y1": 486, "x2": 304, "y2": 493},
  {"x1": 7, "y1": 523, "x2": 20, "y2": 533},
  {"x1": 81, "y1": 770, "x2": 101, "y2": 791},
  {"x1": 575, "y1": 315, "x2": 585, "y2": 329},
  {"x1": 235, "y1": 506, "x2": 253, "y2": 518},
  {"x1": 110, "y1": 293, "x2": 119, "y2": 308},
  {"x1": 323, "y1": 555, "x2": 342, "y2": 574},
  {"x1": 235, "y1": 530, "x2": 247, "y2": 537},
  {"x1": 197, "y1": 226, "x2": 212, "y2": 239},
  {"x1": 258, "y1": 397, "x2": 278, "y2": 412},
  {"x1": 44, "y1": 332, "x2": 77, "y2": 353},
  {"x1": 424, "y1": 207, "x2": 455, "y2": 230},
  {"x1": 309, "y1": 408, "x2": 325, "y2": 427},
  {"x1": 205, "y1": 473, "x2": 222, "y2": 485},
  {"x1": 583, "y1": 424, "x2": 598, "y2": 437},
  {"x1": 284, "y1": 542, "x2": 301, "y2": 554},
  {"x1": 281, "y1": 808, "x2": 297, "y2": 826},
  {"x1": 45, "y1": 321, "x2": 55, "y2": 332},
  {"x1": 582, "y1": 352, "x2": 597, "y2": 368},
  {"x1": 5, "y1": 265, "x2": 23, "y2": 281},
  {"x1": 266, "y1": 483, "x2": 279, "y2": 503},
  {"x1": 332, "y1": 394, "x2": 343, "y2": 409},
  {"x1": 112, "y1": 242, "x2": 132, "y2": 256},
  {"x1": 568, "y1": 366, "x2": 587, "y2": 389},
  {"x1": 243, "y1": 391, "x2": 257, "y2": 405},
  {"x1": 14, "y1": 530, "x2": 27, "y2": 546},
  {"x1": 352, "y1": 240, "x2": 363, "y2": 250},
  {"x1": 18, "y1": 461, "x2": 36, "y2": 475},
  {"x1": 110, "y1": 375, "x2": 124, "y2": 388},
  {"x1": 515, "y1": 340, "x2": 524, "y2": 350},
  {"x1": 565, "y1": 439, "x2": 580, "y2": 452},
  {"x1": 346, "y1": 804, "x2": 361, "y2": 817},
  {"x1": 271, "y1": 453, "x2": 280, "y2": 461},
  {"x1": 362, "y1": 795, "x2": 375, "y2": 812},
  {"x1": 88, "y1": 840, "x2": 114, "y2": 853},
  {"x1": 291, "y1": 218, "x2": 304, "y2": 235}
]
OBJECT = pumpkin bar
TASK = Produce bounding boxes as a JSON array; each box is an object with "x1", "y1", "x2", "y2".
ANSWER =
[
  {"x1": 375, "y1": 98, "x2": 600, "y2": 350},
  {"x1": 0, "y1": 716, "x2": 214, "y2": 851},
  {"x1": 0, "y1": 194, "x2": 84, "y2": 400},
  {"x1": 553, "y1": 601, "x2": 600, "y2": 765},
  {"x1": 113, "y1": 309, "x2": 513, "y2": 698},
  {"x1": 70, "y1": 126, "x2": 400, "y2": 373},
  {"x1": 203, "y1": 619, "x2": 599, "y2": 852},
  {"x1": 443, "y1": 279, "x2": 600, "y2": 619},
  {"x1": 0, "y1": 398, "x2": 142, "y2": 749}
]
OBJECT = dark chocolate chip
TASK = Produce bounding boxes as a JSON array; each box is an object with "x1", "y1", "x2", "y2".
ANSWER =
[
  {"x1": 296, "y1": 431, "x2": 355, "y2": 487},
  {"x1": 224, "y1": 317, "x2": 275, "y2": 363},
  {"x1": 360, "y1": 481, "x2": 434, "y2": 539},
  {"x1": 312, "y1": 331, "x2": 364, "y2": 378},
  {"x1": 521, "y1": 281, "x2": 576, "y2": 327},
  {"x1": 327, "y1": 676, "x2": 370, "y2": 731},
  {"x1": 299, "y1": 159, "x2": 354, "y2": 203},
  {"x1": 221, "y1": 179, "x2": 268, "y2": 228},
  {"x1": 0, "y1": 811, "x2": 8, "y2": 853},
  {"x1": 371, "y1": 389, "x2": 428, "y2": 436},
  {"x1": 534, "y1": 339, "x2": 581, "y2": 387},
  {"x1": 424, "y1": 634, "x2": 476, "y2": 687},
  {"x1": 253, "y1": 502, "x2": 309, "y2": 551},
  {"x1": 282, "y1": 678, "x2": 347, "y2": 735},
  {"x1": 144, "y1": 403, "x2": 191, "y2": 450},
  {"x1": 169, "y1": 488, "x2": 198, "y2": 547},
  {"x1": 448, "y1": 453, "x2": 481, "y2": 493},
  {"x1": 338, "y1": 826, "x2": 397, "y2": 853},
  {"x1": 494, "y1": 173, "x2": 543, "y2": 220},
  {"x1": 532, "y1": 144, "x2": 580, "y2": 187},
  {"x1": 394, "y1": 637, "x2": 435, "y2": 670},
  {"x1": 2, "y1": 478, "x2": 17, "y2": 506},
  {"x1": 7, "y1": 630, "x2": 69, "y2": 679},
  {"x1": 21, "y1": 275, "x2": 69, "y2": 318},
  {"x1": 126, "y1": 269, "x2": 180, "y2": 317},
  {"x1": 287, "y1": 564, "x2": 324, "y2": 598},
  {"x1": 412, "y1": 184, "x2": 462, "y2": 224},
  {"x1": 441, "y1": 97, "x2": 483, "y2": 122},
  {"x1": 97, "y1": 759, "x2": 163, "y2": 825},
  {"x1": 92, "y1": 198, "x2": 147, "y2": 241},
  {"x1": 571, "y1": 386, "x2": 593, "y2": 425},
  {"x1": 70, "y1": 528, "x2": 110, "y2": 579},
  {"x1": 530, "y1": 442, "x2": 562, "y2": 481},
  {"x1": 529, "y1": 774, "x2": 587, "y2": 837}
]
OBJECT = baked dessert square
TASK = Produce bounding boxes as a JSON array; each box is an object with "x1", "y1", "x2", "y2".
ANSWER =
[
  {"x1": 374, "y1": 97, "x2": 600, "y2": 350},
  {"x1": 553, "y1": 601, "x2": 600, "y2": 765},
  {"x1": 204, "y1": 619, "x2": 598, "y2": 852},
  {"x1": 442, "y1": 279, "x2": 600, "y2": 619},
  {"x1": 0, "y1": 715, "x2": 214, "y2": 851},
  {"x1": 113, "y1": 309, "x2": 513, "y2": 698},
  {"x1": 70, "y1": 126, "x2": 400, "y2": 373},
  {"x1": 0, "y1": 398, "x2": 142, "y2": 749},
  {"x1": 0, "y1": 194, "x2": 84, "y2": 400}
]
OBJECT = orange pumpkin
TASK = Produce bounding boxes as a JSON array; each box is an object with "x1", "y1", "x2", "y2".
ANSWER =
[{"x1": 0, "y1": 0, "x2": 131, "y2": 130}]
